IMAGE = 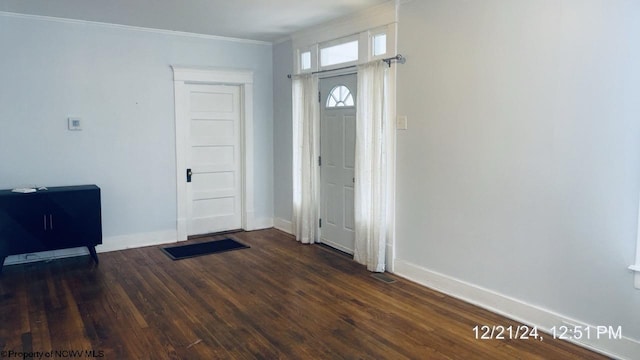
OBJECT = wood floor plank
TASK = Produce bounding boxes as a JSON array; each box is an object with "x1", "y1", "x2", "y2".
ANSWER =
[{"x1": 0, "y1": 229, "x2": 609, "y2": 359}]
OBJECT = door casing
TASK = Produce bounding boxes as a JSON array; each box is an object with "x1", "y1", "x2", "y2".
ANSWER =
[{"x1": 172, "y1": 66, "x2": 255, "y2": 241}]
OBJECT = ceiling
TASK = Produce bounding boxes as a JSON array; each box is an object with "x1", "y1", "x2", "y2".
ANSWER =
[{"x1": 0, "y1": 0, "x2": 390, "y2": 42}]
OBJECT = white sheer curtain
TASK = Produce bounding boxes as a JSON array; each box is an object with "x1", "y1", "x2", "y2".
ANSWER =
[
  {"x1": 292, "y1": 75, "x2": 320, "y2": 244},
  {"x1": 354, "y1": 61, "x2": 391, "y2": 272}
]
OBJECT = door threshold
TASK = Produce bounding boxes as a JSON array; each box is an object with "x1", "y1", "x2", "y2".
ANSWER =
[
  {"x1": 316, "y1": 243, "x2": 352, "y2": 259},
  {"x1": 188, "y1": 229, "x2": 244, "y2": 240}
]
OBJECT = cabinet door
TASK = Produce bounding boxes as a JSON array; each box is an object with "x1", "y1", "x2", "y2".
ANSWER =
[
  {"x1": 0, "y1": 194, "x2": 48, "y2": 255},
  {"x1": 45, "y1": 189, "x2": 101, "y2": 248}
]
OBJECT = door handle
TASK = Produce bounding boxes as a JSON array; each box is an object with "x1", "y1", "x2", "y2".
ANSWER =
[
  {"x1": 44, "y1": 215, "x2": 47, "y2": 230},
  {"x1": 49, "y1": 214, "x2": 53, "y2": 230},
  {"x1": 187, "y1": 168, "x2": 193, "y2": 183}
]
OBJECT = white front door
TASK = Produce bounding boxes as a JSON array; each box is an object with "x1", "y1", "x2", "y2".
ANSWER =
[
  {"x1": 319, "y1": 74, "x2": 357, "y2": 254},
  {"x1": 185, "y1": 84, "x2": 242, "y2": 236}
]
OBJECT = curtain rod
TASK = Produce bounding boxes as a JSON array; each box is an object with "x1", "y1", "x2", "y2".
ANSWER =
[{"x1": 287, "y1": 54, "x2": 406, "y2": 79}]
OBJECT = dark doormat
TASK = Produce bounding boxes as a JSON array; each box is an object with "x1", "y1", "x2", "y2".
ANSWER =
[{"x1": 161, "y1": 238, "x2": 249, "y2": 260}]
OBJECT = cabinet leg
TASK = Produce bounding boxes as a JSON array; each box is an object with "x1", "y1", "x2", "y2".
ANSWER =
[{"x1": 88, "y1": 246, "x2": 99, "y2": 264}]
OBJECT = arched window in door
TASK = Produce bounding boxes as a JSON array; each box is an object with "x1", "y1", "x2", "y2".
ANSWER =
[{"x1": 326, "y1": 85, "x2": 355, "y2": 108}]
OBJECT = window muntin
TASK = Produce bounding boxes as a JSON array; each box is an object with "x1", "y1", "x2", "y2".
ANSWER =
[
  {"x1": 320, "y1": 40, "x2": 358, "y2": 67},
  {"x1": 326, "y1": 85, "x2": 354, "y2": 108}
]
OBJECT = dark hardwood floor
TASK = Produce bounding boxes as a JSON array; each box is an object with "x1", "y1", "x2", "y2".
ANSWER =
[{"x1": 0, "y1": 229, "x2": 608, "y2": 359}]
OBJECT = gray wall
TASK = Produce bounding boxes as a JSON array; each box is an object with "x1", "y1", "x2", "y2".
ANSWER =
[
  {"x1": 0, "y1": 15, "x2": 273, "y2": 240},
  {"x1": 396, "y1": 0, "x2": 640, "y2": 339},
  {"x1": 273, "y1": 40, "x2": 294, "y2": 225}
]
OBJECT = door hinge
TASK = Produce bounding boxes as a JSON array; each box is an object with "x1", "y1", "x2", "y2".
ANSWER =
[
  {"x1": 318, "y1": 156, "x2": 322, "y2": 166},
  {"x1": 318, "y1": 91, "x2": 321, "y2": 103},
  {"x1": 319, "y1": 218, "x2": 322, "y2": 228}
]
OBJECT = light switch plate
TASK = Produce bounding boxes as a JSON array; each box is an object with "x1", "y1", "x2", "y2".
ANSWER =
[
  {"x1": 397, "y1": 115, "x2": 408, "y2": 130},
  {"x1": 68, "y1": 117, "x2": 82, "y2": 131}
]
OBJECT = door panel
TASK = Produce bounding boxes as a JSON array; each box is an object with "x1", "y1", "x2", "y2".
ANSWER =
[
  {"x1": 186, "y1": 84, "x2": 242, "y2": 236},
  {"x1": 344, "y1": 116, "x2": 356, "y2": 169},
  {"x1": 343, "y1": 187, "x2": 355, "y2": 231},
  {"x1": 320, "y1": 74, "x2": 357, "y2": 254},
  {"x1": 190, "y1": 118, "x2": 235, "y2": 137}
]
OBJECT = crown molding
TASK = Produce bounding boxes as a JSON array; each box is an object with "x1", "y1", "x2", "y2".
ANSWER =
[{"x1": 0, "y1": 11, "x2": 271, "y2": 46}]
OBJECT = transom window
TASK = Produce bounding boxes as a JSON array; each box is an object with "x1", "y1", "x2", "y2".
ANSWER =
[
  {"x1": 372, "y1": 33, "x2": 387, "y2": 57},
  {"x1": 300, "y1": 51, "x2": 311, "y2": 71},
  {"x1": 293, "y1": 22, "x2": 396, "y2": 75},
  {"x1": 320, "y1": 40, "x2": 358, "y2": 67},
  {"x1": 326, "y1": 85, "x2": 354, "y2": 108}
]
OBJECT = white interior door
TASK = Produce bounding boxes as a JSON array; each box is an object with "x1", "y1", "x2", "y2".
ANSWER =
[
  {"x1": 186, "y1": 84, "x2": 242, "y2": 236},
  {"x1": 320, "y1": 74, "x2": 357, "y2": 254}
]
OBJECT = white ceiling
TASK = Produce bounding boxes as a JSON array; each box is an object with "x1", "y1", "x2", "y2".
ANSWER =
[{"x1": 0, "y1": 0, "x2": 390, "y2": 42}]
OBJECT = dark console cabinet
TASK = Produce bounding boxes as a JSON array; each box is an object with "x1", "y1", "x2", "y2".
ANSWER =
[{"x1": 0, "y1": 185, "x2": 102, "y2": 272}]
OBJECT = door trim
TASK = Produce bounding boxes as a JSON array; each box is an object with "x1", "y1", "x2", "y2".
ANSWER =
[{"x1": 171, "y1": 66, "x2": 255, "y2": 241}]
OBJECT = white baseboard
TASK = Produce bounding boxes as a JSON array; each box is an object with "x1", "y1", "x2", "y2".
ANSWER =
[
  {"x1": 98, "y1": 229, "x2": 178, "y2": 253},
  {"x1": 394, "y1": 259, "x2": 640, "y2": 360},
  {"x1": 249, "y1": 217, "x2": 274, "y2": 231},
  {"x1": 274, "y1": 217, "x2": 293, "y2": 234},
  {"x1": 2, "y1": 230, "x2": 178, "y2": 267},
  {"x1": 243, "y1": 210, "x2": 274, "y2": 231}
]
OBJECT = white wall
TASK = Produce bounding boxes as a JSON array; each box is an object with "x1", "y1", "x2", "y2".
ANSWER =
[
  {"x1": 0, "y1": 14, "x2": 273, "y2": 249},
  {"x1": 395, "y1": 0, "x2": 640, "y2": 352},
  {"x1": 272, "y1": 40, "x2": 294, "y2": 233}
]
